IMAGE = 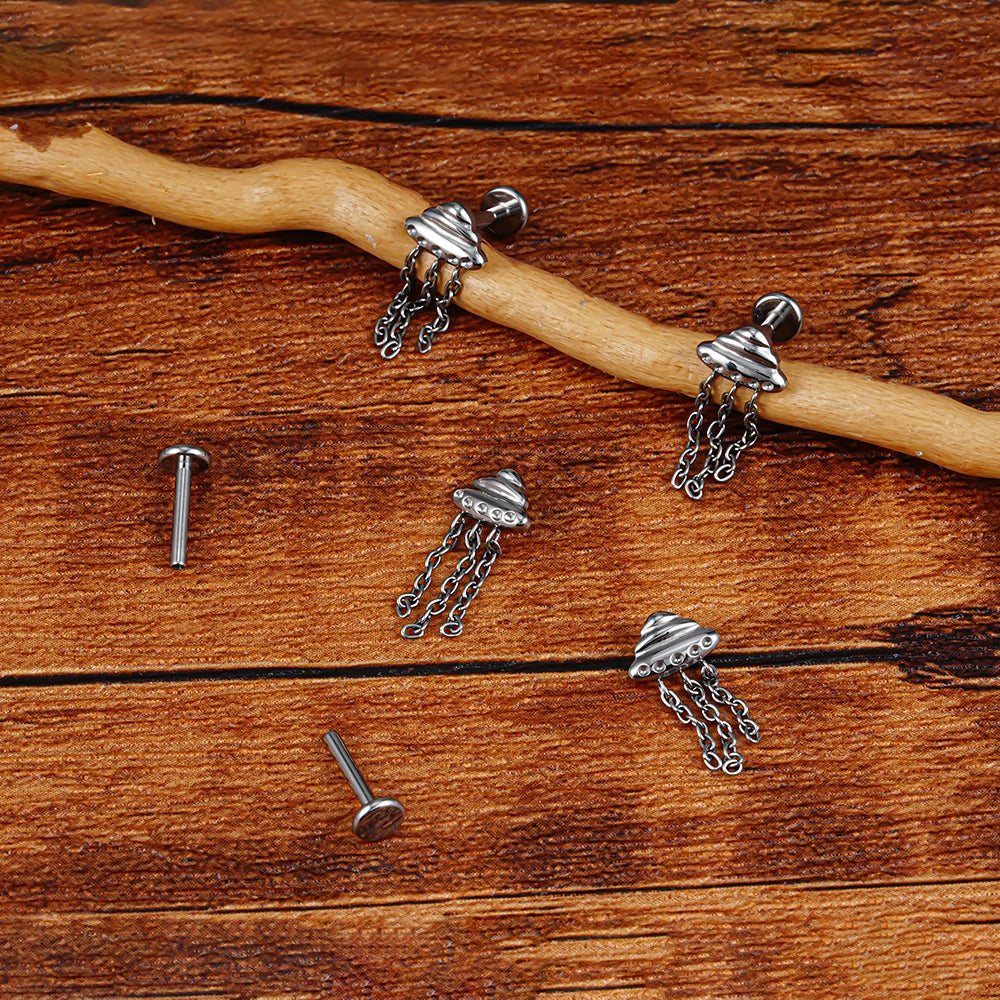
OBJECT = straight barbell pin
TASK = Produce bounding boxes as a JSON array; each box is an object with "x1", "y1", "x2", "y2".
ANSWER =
[
  {"x1": 157, "y1": 444, "x2": 211, "y2": 569},
  {"x1": 322, "y1": 731, "x2": 405, "y2": 842}
]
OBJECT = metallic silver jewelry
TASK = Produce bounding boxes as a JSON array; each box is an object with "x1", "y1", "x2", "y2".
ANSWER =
[
  {"x1": 323, "y1": 731, "x2": 405, "y2": 842},
  {"x1": 374, "y1": 186, "x2": 528, "y2": 359},
  {"x1": 158, "y1": 444, "x2": 211, "y2": 569},
  {"x1": 396, "y1": 468, "x2": 530, "y2": 638},
  {"x1": 672, "y1": 292, "x2": 803, "y2": 500},
  {"x1": 629, "y1": 612, "x2": 759, "y2": 775}
]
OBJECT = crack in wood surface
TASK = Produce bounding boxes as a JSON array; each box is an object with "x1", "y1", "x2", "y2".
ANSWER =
[{"x1": 5, "y1": 92, "x2": 1000, "y2": 131}]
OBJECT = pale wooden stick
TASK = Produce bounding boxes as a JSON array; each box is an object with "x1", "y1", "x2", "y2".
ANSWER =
[{"x1": 2, "y1": 122, "x2": 998, "y2": 478}]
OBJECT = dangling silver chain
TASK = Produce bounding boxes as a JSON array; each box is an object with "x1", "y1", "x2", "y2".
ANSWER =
[
  {"x1": 699, "y1": 661, "x2": 760, "y2": 742},
  {"x1": 376, "y1": 249, "x2": 442, "y2": 360},
  {"x1": 673, "y1": 381, "x2": 741, "y2": 500},
  {"x1": 375, "y1": 248, "x2": 469, "y2": 359},
  {"x1": 671, "y1": 377, "x2": 766, "y2": 500},
  {"x1": 713, "y1": 387, "x2": 761, "y2": 483},
  {"x1": 671, "y1": 373, "x2": 715, "y2": 493},
  {"x1": 440, "y1": 528, "x2": 502, "y2": 637},
  {"x1": 658, "y1": 678, "x2": 723, "y2": 771},
  {"x1": 375, "y1": 246, "x2": 422, "y2": 357},
  {"x1": 396, "y1": 512, "x2": 465, "y2": 618},
  {"x1": 375, "y1": 253, "x2": 442, "y2": 359},
  {"x1": 401, "y1": 521, "x2": 484, "y2": 639},
  {"x1": 417, "y1": 266, "x2": 464, "y2": 354},
  {"x1": 701, "y1": 384, "x2": 738, "y2": 477},
  {"x1": 655, "y1": 660, "x2": 759, "y2": 775},
  {"x1": 680, "y1": 670, "x2": 743, "y2": 775}
]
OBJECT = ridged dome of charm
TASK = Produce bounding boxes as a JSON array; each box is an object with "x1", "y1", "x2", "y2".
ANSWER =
[
  {"x1": 405, "y1": 203, "x2": 487, "y2": 269},
  {"x1": 628, "y1": 612, "x2": 721, "y2": 680},
  {"x1": 696, "y1": 325, "x2": 787, "y2": 392},
  {"x1": 453, "y1": 468, "x2": 530, "y2": 530}
]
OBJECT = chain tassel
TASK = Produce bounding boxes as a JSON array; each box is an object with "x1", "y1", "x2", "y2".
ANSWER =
[
  {"x1": 375, "y1": 249, "x2": 465, "y2": 360},
  {"x1": 671, "y1": 293, "x2": 803, "y2": 499},
  {"x1": 374, "y1": 188, "x2": 528, "y2": 359},
  {"x1": 629, "y1": 612, "x2": 759, "y2": 775},
  {"x1": 396, "y1": 469, "x2": 530, "y2": 639}
]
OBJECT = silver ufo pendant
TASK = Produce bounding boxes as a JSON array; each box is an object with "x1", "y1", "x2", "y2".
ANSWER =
[
  {"x1": 629, "y1": 612, "x2": 760, "y2": 775},
  {"x1": 373, "y1": 187, "x2": 528, "y2": 360},
  {"x1": 672, "y1": 292, "x2": 803, "y2": 500},
  {"x1": 396, "y1": 468, "x2": 530, "y2": 638}
]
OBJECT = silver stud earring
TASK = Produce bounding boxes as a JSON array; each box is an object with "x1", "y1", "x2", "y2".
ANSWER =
[
  {"x1": 374, "y1": 186, "x2": 529, "y2": 360},
  {"x1": 672, "y1": 292, "x2": 803, "y2": 500},
  {"x1": 629, "y1": 612, "x2": 759, "y2": 775},
  {"x1": 396, "y1": 468, "x2": 530, "y2": 638}
]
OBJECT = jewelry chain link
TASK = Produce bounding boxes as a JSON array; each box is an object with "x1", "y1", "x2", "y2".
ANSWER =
[
  {"x1": 658, "y1": 678, "x2": 723, "y2": 771},
  {"x1": 699, "y1": 661, "x2": 761, "y2": 743},
  {"x1": 671, "y1": 374, "x2": 715, "y2": 491},
  {"x1": 376, "y1": 247, "x2": 469, "y2": 358},
  {"x1": 681, "y1": 669, "x2": 743, "y2": 774},
  {"x1": 714, "y1": 387, "x2": 762, "y2": 483},
  {"x1": 441, "y1": 528, "x2": 503, "y2": 636},
  {"x1": 401, "y1": 522, "x2": 484, "y2": 638},
  {"x1": 375, "y1": 250, "x2": 446, "y2": 359},
  {"x1": 375, "y1": 246, "x2": 422, "y2": 351},
  {"x1": 417, "y1": 266, "x2": 465, "y2": 354},
  {"x1": 672, "y1": 375, "x2": 766, "y2": 499},
  {"x1": 396, "y1": 512, "x2": 465, "y2": 618}
]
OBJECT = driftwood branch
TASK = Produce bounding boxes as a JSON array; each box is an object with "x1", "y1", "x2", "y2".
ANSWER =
[{"x1": 2, "y1": 122, "x2": 998, "y2": 478}]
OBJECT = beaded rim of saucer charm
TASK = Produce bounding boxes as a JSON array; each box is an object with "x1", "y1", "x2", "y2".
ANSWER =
[
  {"x1": 374, "y1": 186, "x2": 528, "y2": 360},
  {"x1": 671, "y1": 292, "x2": 803, "y2": 500},
  {"x1": 629, "y1": 612, "x2": 760, "y2": 775},
  {"x1": 396, "y1": 468, "x2": 530, "y2": 639}
]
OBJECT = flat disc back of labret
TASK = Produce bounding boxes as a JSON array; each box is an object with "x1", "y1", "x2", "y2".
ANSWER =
[
  {"x1": 353, "y1": 797, "x2": 406, "y2": 842},
  {"x1": 158, "y1": 444, "x2": 212, "y2": 474},
  {"x1": 752, "y1": 292, "x2": 803, "y2": 344},
  {"x1": 481, "y1": 186, "x2": 529, "y2": 240}
]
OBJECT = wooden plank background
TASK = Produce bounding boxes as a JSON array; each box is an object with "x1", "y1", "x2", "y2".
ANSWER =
[{"x1": 1, "y1": 2, "x2": 998, "y2": 997}]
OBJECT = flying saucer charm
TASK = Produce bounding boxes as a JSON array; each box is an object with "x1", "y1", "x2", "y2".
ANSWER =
[
  {"x1": 374, "y1": 186, "x2": 528, "y2": 360},
  {"x1": 697, "y1": 326, "x2": 787, "y2": 392},
  {"x1": 629, "y1": 612, "x2": 720, "y2": 680},
  {"x1": 396, "y1": 468, "x2": 530, "y2": 638},
  {"x1": 453, "y1": 470, "x2": 531, "y2": 531},
  {"x1": 407, "y1": 203, "x2": 488, "y2": 270},
  {"x1": 629, "y1": 612, "x2": 760, "y2": 775},
  {"x1": 671, "y1": 292, "x2": 803, "y2": 500}
]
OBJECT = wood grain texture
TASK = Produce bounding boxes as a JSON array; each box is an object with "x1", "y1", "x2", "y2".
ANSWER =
[
  {"x1": 2, "y1": 884, "x2": 998, "y2": 999},
  {"x1": 0, "y1": 668, "x2": 998, "y2": 996},
  {"x1": 6, "y1": 125, "x2": 1000, "y2": 478},
  {"x1": 1, "y1": 109, "x2": 1000, "y2": 672},
  {"x1": 1, "y1": 2, "x2": 999, "y2": 997},
  {"x1": 3, "y1": 1, "x2": 1000, "y2": 126},
  {"x1": 5, "y1": 666, "x2": 1000, "y2": 909}
]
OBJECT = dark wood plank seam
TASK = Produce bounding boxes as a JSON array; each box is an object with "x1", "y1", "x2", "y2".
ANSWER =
[
  {"x1": 3, "y1": 93, "x2": 998, "y2": 131},
  {"x1": 0, "y1": 646, "x2": 909, "y2": 689}
]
